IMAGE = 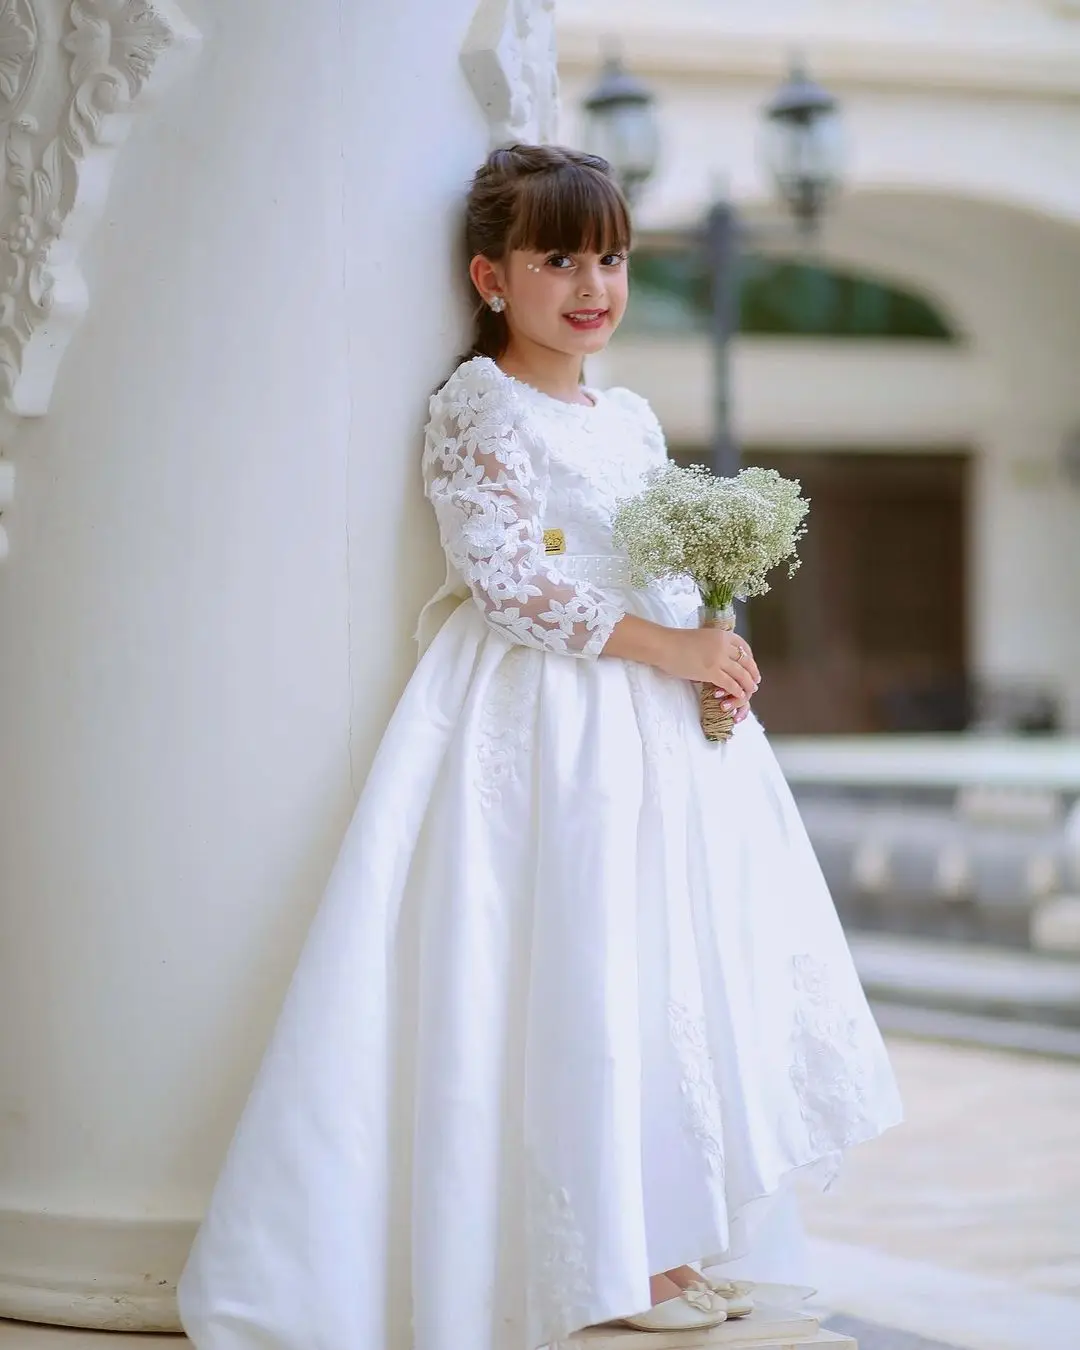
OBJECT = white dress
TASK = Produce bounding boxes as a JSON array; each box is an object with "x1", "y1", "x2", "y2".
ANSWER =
[{"x1": 177, "y1": 356, "x2": 903, "y2": 1350}]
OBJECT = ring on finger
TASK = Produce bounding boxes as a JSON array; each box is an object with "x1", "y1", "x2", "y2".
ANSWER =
[{"x1": 733, "y1": 645, "x2": 747, "y2": 663}]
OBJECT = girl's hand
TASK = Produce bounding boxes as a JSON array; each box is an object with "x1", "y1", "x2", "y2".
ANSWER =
[
  {"x1": 656, "y1": 627, "x2": 760, "y2": 703},
  {"x1": 600, "y1": 617, "x2": 761, "y2": 722}
]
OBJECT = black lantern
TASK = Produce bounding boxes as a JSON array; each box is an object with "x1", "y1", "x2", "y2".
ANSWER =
[
  {"x1": 581, "y1": 55, "x2": 660, "y2": 204},
  {"x1": 761, "y1": 60, "x2": 844, "y2": 236}
]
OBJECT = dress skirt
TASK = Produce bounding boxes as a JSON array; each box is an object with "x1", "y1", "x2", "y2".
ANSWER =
[{"x1": 177, "y1": 580, "x2": 903, "y2": 1350}]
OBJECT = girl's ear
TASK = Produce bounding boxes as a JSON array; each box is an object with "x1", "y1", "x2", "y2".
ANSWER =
[{"x1": 469, "y1": 254, "x2": 502, "y2": 301}]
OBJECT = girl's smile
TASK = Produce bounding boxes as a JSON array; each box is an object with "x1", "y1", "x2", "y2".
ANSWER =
[{"x1": 563, "y1": 307, "x2": 610, "y2": 331}]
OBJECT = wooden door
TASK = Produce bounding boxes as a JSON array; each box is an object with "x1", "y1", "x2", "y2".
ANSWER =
[{"x1": 679, "y1": 450, "x2": 970, "y2": 735}]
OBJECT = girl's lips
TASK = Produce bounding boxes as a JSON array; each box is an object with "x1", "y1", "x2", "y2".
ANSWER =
[{"x1": 562, "y1": 310, "x2": 609, "y2": 331}]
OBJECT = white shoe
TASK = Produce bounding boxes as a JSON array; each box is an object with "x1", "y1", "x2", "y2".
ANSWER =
[
  {"x1": 621, "y1": 1282, "x2": 729, "y2": 1332},
  {"x1": 702, "y1": 1278, "x2": 818, "y2": 1319},
  {"x1": 701, "y1": 1277, "x2": 756, "y2": 1318}
]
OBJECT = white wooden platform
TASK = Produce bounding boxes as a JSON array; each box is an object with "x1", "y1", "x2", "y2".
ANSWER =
[
  {"x1": 566, "y1": 1304, "x2": 854, "y2": 1350},
  {"x1": 0, "y1": 1311, "x2": 854, "y2": 1350}
]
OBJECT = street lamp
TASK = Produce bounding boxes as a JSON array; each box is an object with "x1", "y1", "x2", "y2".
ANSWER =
[
  {"x1": 761, "y1": 61, "x2": 844, "y2": 237},
  {"x1": 581, "y1": 52, "x2": 844, "y2": 481},
  {"x1": 580, "y1": 55, "x2": 660, "y2": 206}
]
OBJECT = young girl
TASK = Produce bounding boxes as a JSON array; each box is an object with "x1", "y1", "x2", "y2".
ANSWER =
[{"x1": 178, "y1": 144, "x2": 903, "y2": 1350}]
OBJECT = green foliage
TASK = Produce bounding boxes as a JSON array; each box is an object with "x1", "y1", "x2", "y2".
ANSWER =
[{"x1": 625, "y1": 250, "x2": 955, "y2": 340}]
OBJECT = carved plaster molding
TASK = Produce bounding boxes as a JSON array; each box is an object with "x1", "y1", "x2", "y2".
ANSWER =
[
  {"x1": 557, "y1": 6, "x2": 1080, "y2": 96},
  {"x1": 461, "y1": 0, "x2": 559, "y2": 147},
  {"x1": 0, "y1": 0, "x2": 200, "y2": 560}
]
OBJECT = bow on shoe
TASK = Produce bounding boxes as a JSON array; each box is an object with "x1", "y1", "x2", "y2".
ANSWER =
[
  {"x1": 683, "y1": 1281, "x2": 723, "y2": 1312},
  {"x1": 705, "y1": 1278, "x2": 755, "y2": 1299}
]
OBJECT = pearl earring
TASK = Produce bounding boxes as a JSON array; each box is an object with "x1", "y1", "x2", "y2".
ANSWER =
[{"x1": 488, "y1": 295, "x2": 506, "y2": 313}]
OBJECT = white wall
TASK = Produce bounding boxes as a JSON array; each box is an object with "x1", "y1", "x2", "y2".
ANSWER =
[
  {"x1": 605, "y1": 338, "x2": 992, "y2": 448},
  {"x1": 0, "y1": 0, "x2": 503, "y2": 1330},
  {"x1": 559, "y1": 0, "x2": 1080, "y2": 229}
]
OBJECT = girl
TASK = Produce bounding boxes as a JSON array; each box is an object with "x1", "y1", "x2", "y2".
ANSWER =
[{"x1": 178, "y1": 144, "x2": 903, "y2": 1350}]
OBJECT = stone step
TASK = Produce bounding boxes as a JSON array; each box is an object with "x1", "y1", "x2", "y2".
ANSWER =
[
  {"x1": 848, "y1": 931, "x2": 1080, "y2": 1026},
  {"x1": 0, "y1": 1313, "x2": 851, "y2": 1350},
  {"x1": 0, "y1": 1323, "x2": 182, "y2": 1347},
  {"x1": 870, "y1": 997, "x2": 1080, "y2": 1060},
  {"x1": 568, "y1": 1305, "x2": 843, "y2": 1349}
]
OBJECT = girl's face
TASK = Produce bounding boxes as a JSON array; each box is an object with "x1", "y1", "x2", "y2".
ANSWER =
[{"x1": 478, "y1": 245, "x2": 629, "y2": 359}]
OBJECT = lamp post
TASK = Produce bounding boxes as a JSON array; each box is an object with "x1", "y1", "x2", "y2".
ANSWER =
[{"x1": 581, "y1": 55, "x2": 844, "y2": 482}]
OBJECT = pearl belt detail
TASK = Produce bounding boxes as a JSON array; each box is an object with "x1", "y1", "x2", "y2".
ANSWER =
[{"x1": 545, "y1": 553, "x2": 632, "y2": 586}]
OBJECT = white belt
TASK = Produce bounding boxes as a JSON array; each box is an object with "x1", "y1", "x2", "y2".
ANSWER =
[{"x1": 545, "y1": 553, "x2": 632, "y2": 586}]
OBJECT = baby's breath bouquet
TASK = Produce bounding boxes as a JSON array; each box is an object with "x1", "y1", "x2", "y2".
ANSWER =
[{"x1": 613, "y1": 463, "x2": 810, "y2": 742}]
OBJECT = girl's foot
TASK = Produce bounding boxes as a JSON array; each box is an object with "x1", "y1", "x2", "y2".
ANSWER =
[
  {"x1": 666, "y1": 1265, "x2": 756, "y2": 1319},
  {"x1": 649, "y1": 1274, "x2": 684, "y2": 1306},
  {"x1": 621, "y1": 1278, "x2": 728, "y2": 1333},
  {"x1": 660, "y1": 1265, "x2": 707, "y2": 1292}
]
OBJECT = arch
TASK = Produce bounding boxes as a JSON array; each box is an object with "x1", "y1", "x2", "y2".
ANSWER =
[
  {"x1": 713, "y1": 186, "x2": 1080, "y2": 364},
  {"x1": 626, "y1": 232, "x2": 960, "y2": 341}
]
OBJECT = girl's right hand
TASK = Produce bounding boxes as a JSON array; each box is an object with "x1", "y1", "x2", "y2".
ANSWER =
[{"x1": 656, "y1": 626, "x2": 760, "y2": 703}]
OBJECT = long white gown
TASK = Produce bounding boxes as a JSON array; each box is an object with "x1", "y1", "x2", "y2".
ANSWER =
[{"x1": 177, "y1": 355, "x2": 903, "y2": 1350}]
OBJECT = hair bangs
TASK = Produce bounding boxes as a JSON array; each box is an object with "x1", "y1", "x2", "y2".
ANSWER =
[{"x1": 507, "y1": 161, "x2": 631, "y2": 258}]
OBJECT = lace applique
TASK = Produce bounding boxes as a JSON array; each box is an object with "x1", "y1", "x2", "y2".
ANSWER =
[
  {"x1": 625, "y1": 665, "x2": 687, "y2": 805},
  {"x1": 526, "y1": 1162, "x2": 591, "y2": 1343},
  {"x1": 476, "y1": 648, "x2": 540, "y2": 807},
  {"x1": 547, "y1": 421, "x2": 641, "y2": 517},
  {"x1": 668, "y1": 1002, "x2": 727, "y2": 1183},
  {"x1": 789, "y1": 954, "x2": 869, "y2": 1159},
  {"x1": 605, "y1": 386, "x2": 669, "y2": 470},
  {"x1": 423, "y1": 358, "x2": 625, "y2": 658}
]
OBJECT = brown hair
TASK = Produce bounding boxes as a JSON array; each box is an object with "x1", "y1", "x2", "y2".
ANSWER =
[{"x1": 463, "y1": 144, "x2": 632, "y2": 362}]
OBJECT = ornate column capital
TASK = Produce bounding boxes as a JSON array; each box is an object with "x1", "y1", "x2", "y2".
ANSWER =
[
  {"x1": 0, "y1": 0, "x2": 200, "y2": 558},
  {"x1": 461, "y1": 0, "x2": 559, "y2": 148}
]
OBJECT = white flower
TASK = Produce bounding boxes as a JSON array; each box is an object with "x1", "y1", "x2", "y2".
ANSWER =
[
  {"x1": 459, "y1": 495, "x2": 520, "y2": 556},
  {"x1": 486, "y1": 569, "x2": 543, "y2": 605},
  {"x1": 611, "y1": 462, "x2": 809, "y2": 609},
  {"x1": 538, "y1": 597, "x2": 586, "y2": 634},
  {"x1": 489, "y1": 607, "x2": 570, "y2": 651}
]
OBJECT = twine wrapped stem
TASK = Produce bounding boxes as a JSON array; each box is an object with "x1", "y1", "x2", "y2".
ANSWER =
[{"x1": 698, "y1": 602, "x2": 737, "y2": 743}]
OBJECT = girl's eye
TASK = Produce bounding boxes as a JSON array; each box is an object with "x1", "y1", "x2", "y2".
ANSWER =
[{"x1": 542, "y1": 252, "x2": 627, "y2": 270}]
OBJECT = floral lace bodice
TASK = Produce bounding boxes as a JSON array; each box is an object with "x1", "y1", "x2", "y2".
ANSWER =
[{"x1": 422, "y1": 356, "x2": 668, "y2": 657}]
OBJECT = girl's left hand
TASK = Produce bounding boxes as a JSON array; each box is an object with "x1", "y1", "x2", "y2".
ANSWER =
[{"x1": 734, "y1": 703, "x2": 751, "y2": 725}]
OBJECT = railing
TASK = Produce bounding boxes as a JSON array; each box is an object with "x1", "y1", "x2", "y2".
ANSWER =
[
  {"x1": 772, "y1": 734, "x2": 1080, "y2": 791},
  {"x1": 771, "y1": 735, "x2": 1080, "y2": 953}
]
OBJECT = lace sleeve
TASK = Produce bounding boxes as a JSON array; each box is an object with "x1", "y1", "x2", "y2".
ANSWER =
[{"x1": 423, "y1": 361, "x2": 625, "y2": 657}]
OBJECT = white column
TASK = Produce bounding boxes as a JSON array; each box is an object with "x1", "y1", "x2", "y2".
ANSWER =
[{"x1": 0, "y1": 0, "x2": 556, "y2": 1331}]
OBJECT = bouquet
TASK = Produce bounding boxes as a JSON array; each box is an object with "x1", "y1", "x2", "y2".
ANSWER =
[{"x1": 613, "y1": 463, "x2": 810, "y2": 742}]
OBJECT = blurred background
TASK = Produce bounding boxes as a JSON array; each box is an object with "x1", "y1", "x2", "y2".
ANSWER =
[{"x1": 558, "y1": 3, "x2": 1080, "y2": 1347}]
